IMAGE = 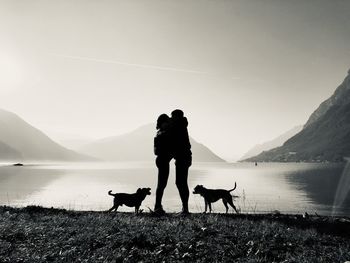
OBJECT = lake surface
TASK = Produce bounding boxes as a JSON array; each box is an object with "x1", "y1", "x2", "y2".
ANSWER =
[{"x1": 0, "y1": 161, "x2": 349, "y2": 216}]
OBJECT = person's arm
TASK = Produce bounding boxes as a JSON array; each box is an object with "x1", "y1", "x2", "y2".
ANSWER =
[{"x1": 183, "y1": 118, "x2": 191, "y2": 150}]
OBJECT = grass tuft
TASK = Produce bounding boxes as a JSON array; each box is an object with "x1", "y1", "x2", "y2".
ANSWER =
[{"x1": 0, "y1": 206, "x2": 349, "y2": 262}]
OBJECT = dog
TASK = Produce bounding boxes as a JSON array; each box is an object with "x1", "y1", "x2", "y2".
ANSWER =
[
  {"x1": 193, "y1": 182, "x2": 239, "y2": 214},
  {"x1": 108, "y1": 188, "x2": 151, "y2": 214}
]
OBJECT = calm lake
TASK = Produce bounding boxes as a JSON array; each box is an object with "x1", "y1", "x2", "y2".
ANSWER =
[{"x1": 0, "y1": 162, "x2": 349, "y2": 216}]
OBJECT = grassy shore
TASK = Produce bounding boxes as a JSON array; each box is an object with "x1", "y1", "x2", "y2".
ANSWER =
[{"x1": 0, "y1": 206, "x2": 349, "y2": 262}]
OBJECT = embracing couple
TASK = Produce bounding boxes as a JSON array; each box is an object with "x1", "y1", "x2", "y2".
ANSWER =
[{"x1": 153, "y1": 109, "x2": 192, "y2": 215}]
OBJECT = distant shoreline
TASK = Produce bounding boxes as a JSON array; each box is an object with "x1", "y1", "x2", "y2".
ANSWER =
[
  {"x1": 239, "y1": 160, "x2": 347, "y2": 164},
  {"x1": 0, "y1": 160, "x2": 346, "y2": 165}
]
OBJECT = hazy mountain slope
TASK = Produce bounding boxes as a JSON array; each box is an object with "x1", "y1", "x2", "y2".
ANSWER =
[
  {"x1": 79, "y1": 124, "x2": 225, "y2": 162},
  {"x1": 0, "y1": 109, "x2": 93, "y2": 161},
  {"x1": 240, "y1": 125, "x2": 302, "y2": 160},
  {"x1": 245, "y1": 70, "x2": 350, "y2": 162},
  {"x1": 44, "y1": 131, "x2": 94, "y2": 150},
  {"x1": 305, "y1": 69, "x2": 350, "y2": 127},
  {"x1": 0, "y1": 141, "x2": 22, "y2": 160}
]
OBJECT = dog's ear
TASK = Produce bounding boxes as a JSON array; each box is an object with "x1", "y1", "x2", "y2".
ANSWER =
[{"x1": 137, "y1": 188, "x2": 142, "y2": 193}]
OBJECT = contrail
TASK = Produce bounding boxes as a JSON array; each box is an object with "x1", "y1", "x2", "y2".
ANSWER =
[{"x1": 49, "y1": 53, "x2": 209, "y2": 75}]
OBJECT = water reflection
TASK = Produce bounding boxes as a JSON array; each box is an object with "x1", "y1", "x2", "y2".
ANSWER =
[
  {"x1": 0, "y1": 165, "x2": 63, "y2": 206},
  {"x1": 0, "y1": 162, "x2": 349, "y2": 215},
  {"x1": 190, "y1": 163, "x2": 316, "y2": 214},
  {"x1": 285, "y1": 163, "x2": 350, "y2": 215}
]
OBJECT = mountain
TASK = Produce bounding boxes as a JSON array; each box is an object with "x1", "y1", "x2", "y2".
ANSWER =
[
  {"x1": 43, "y1": 131, "x2": 95, "y2": 150},
  {"x1": 244, "y1": 70, "x2": 350, "y2": 162},
  {"x1": 0, "y1": 141, "x2": 22, "y2": 160},
  {"x1": 305, "y1": 69, "x2": 350, "y2": 127},
  {"x1": 0, "y1": 109, "x2": 93, "y2": 161},
  {"x1": 79, "y1": 124, "x2": 225, "y2": 162},
  {"x1": 240, "y1": 125, "x2": 303, "y2": 160}
]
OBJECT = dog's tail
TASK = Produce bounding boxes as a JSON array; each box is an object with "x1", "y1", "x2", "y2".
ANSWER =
[
  {"x1": 108, "y1": 190, "x2": 116, "y2": 196},
  {"x1": 229, "y1": 182, "x2": 237, "y2": 192}
]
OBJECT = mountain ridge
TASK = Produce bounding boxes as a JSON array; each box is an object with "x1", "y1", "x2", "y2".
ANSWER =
[
  {"x1": 305, "y1": 70, "x2": 350, "y2": 127},
  {"x1": 244, "y1": 70, "x2": 350, "y2": 162},
  {"x1": 0, "y1": 109, "x2": 94, "y2": 162},
  {"x1": 79, "y1": 123, "x2": 225, "y2": 162},
  {"x1": 240, "y1": 125, "x2": 302, "y2": 160}
]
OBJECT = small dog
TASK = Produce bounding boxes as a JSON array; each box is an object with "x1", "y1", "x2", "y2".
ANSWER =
[
  {"x1": 108, "y1": 188, "x2": 151, "y2": 214},
  {"x1": 193, "y1": 182, "x2": 239, "y2": 214}
]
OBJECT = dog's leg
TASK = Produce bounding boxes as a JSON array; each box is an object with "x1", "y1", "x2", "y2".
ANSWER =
[
  {"x1": 222, "y1": 199, "x2": 229, "y2": 213},
  {"x1": 204, "y1": 200, "x2": 208, "y2": 213},
  {"x1": 135, "y1": 206, "x2": 140, "y2": 214},
  {"x1": 227, "y1": 198, "x2": 239, "y2": 214},
  {"x1": 108, "y1": 206, "x2": 116, "y2": 212},
  {"x1": 208, "y1": 202, "x2": 212, "y2": 213}
]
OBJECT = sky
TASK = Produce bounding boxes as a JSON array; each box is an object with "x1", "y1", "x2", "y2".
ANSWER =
[{"x1": 0, "y1": 0, "x2": 350, "y2": 160}]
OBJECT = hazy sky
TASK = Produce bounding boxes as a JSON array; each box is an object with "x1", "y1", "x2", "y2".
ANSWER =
[{"x1": 1, "y1": 0, "x2": 350, "y2": 160}]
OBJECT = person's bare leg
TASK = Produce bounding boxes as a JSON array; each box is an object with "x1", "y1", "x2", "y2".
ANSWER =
[
  {"x1": 155, "y1": 156, "x2": 170, "y2": 211},
  {"x1": 175, "y1": 162, "x2": 190, "y2": 213}
]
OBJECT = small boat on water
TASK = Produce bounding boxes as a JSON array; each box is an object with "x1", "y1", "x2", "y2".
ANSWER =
[{"x1": 13, "y1": 163, "x2": 24, "y2": 166}]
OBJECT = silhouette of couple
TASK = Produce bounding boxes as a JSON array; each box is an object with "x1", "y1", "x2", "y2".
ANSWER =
[{"x1": 154, "y1": 109, "x2": 192, "y2": 215}]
